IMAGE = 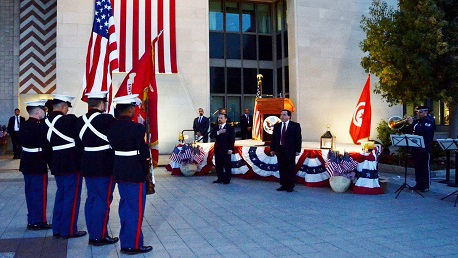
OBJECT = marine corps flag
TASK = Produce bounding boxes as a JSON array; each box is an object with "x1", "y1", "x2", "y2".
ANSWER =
[
  {"x1": 116, "y1": 33, "x2": 162, "y2": 168},
  {"x1": 349, "y1": 75, "x2": 372, "y2": 144}
]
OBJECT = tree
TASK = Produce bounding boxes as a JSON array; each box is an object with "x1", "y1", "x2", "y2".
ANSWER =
[{"x1": 360, "y1": 0, "x2": 458, "y2": 136}]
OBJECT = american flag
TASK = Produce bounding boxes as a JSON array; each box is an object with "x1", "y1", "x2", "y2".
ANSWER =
[
  {"x1": 252, "y1": 77, "x2": 263, "y2": 140},
  {"x1": 169, "y1": 146, "x2": 181, "y2": 163},
  {"x1": 82, "y1": 0, "x2": 119, "y2": 102},
  {"x1": 113, "y1": 0, "x2": 177, "y2": 73}
]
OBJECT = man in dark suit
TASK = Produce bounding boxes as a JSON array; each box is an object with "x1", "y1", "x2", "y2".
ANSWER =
[
  {"x1": 210, "y1": 113, "x2": 235, "y2": 184},
  {"x1": 239, "y1": 108, "x2": 253, "y2": 140},
  {"x1": 7, "y1": 108, "x2": 26, "y2": 159},
  {"x1": 76, "y1": 91, "x2": 118, "y2": 246},
  {"x1": 193, "y1": 108, "x2": 209, "y2": 143},
  {"x1": 270, "y1": 110, "x2": 302, "y2": 192}
]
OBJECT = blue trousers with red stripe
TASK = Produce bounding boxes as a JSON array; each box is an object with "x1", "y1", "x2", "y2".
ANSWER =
[
  {"x1": 118, "y1": 182, "x2": 146, "y2": 249},
  {"x1": 84, "y1": 176, "x2": 115, "y2": 240},
  {"x1": 53, "y1": 173, "x2": 83, "y2": 237},
  {"x1": 23, "y1": 174, "x2": 48, "y2": 225}
]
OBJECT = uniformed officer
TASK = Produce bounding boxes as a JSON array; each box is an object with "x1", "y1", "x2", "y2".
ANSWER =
[
  {"x1": 107, "y1": 94, "x2": 153, "y2": 255},
  {"x1": 76, "y1": 91, "x2": 118, "y2": 246},
  {"x1": 20, "y1": 99, "x2": 52, "y2": 230},
  {"x1": 45, "y1": 94, "x2": 86, "y2": 238}
]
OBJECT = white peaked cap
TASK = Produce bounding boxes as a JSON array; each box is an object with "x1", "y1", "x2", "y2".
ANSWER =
[
  {"x1": 113, "y1": 94, "x2": 142, "y2": 106},
  {"x1": 85, "y1": 91, "x2": 108, "y2": 99},
  {"x1": 24, "y1": 99, "x2": 47, "y2": 107}
]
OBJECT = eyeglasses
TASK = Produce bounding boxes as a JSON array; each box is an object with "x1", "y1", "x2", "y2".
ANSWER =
[{"x1": 416, "y1": 110, "x2": 425, "y2": 114}]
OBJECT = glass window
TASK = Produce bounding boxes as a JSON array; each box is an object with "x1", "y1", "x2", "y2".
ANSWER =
[
  {"x1": 210, "y1": 96, "x2": 225, "y2": 124},
  {"x1": 209, "y1": 0, "x2": 223, "y2": 31},
  {"x1": 225, "y1": 2, "x2": 240, "y2": 32},
  {"x1": 226, "y1": 33, "x2": 241, "y2": 59},
  {"x1": 242, "y1": 3, "x2": 255, "y2": 33},
  {"x1": 242, "y1": 34, "x2": 256, "y2": 60},
  {"x1": 227, "y1": 96, "x2": 241, "y2": 122},
  {"x1": 258, "y1": 35, "x2": 272, "y2": 61},
  {"x1": 276, "y1": 2, "x2": 282, "y2": 32},
  {"x1": 243, "y1": 96, "x2": 256, "y2": 113},
  {"x1": 284, "y1": 65, "x2": 289, "y2": 97},
  {"x1": 227, "y1": 68, "x2": 241, "y2": 94},
  {"x1": 257, "y1": 4, "x2": 271, "y2": 34},
  {"x1": 243, "y1": 68, "x2": 258, "y2": 94},
  {"x1": 210, "y1": 32, "x2": 224, "y2": 59},
  {"x1": 210, "y1": 67, "x2": 225, "y2": 94},
  {"x1": 283, "y1": 30, "x2": 288, "y2": 57},
  {"x1": 259, "y1": 69, "x2": 273, "y2": 96},
  {"x1": 277, "y1": 67, "x2": 283, "y2": 96},
  {"x1": 276, "y1": 33, "x2": 282, "y2": 60}
]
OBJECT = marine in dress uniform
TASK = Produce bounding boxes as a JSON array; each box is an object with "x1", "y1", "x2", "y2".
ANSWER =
[
  {"x1": 210, "y1": 113, "x2": 235, "y2": 184},
  {"x1": 44, "y1": 94, "x2": 86, "y2": 238},
  {"x1": 76, "y1": 91, "x2": 118, "y2": 246},
  {"x1": 19, "y1": 100, "x2": 52, "y2": 230},
  {"x1": 107, "y1": 94, "x2": 153, "y2": 255}
]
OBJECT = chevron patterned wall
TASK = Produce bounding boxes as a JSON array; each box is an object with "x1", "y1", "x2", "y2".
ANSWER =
[{"x1": 19, "y1": 0, "x2": 57, "y2": 94}]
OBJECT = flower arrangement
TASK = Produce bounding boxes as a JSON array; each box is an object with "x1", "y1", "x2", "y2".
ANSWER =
[{"x1": 325, "y1": 151, "x2": 357, "y2": 180}]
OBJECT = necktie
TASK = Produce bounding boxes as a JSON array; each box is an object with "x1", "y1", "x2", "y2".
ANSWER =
[
  {"x1": 246, "y1": 115, "x2": 249, "y2": 123},
  {"x1": 16, "y1": 116, "x2": 20, "y2": 129},
  {"x1": 219, "y1": 125, "x2": 222, "y2": 130},
  {"x1": 281, "y1": 123, "x2": 286, "y2": 145},
  {"x1": 198, "y1": 117, "x2": 201, "y2": 123}
]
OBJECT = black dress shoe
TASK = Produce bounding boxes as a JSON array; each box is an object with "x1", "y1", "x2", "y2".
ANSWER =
[
  {"x1": 63, "y1": 231, "x2": 87, "y2": 239},
  {"x1": 53, "y1": 233, "x2": 60, "y2": 238},
  {"x1": 27, "y1": 223, "x2": 52, "y2": 230},
  {"x1": 286, "y1": 188, "x2": 294, "y2": 192},
  {"x1": 223, "y1": 181, "x2": 230, "y2": 184},
  {"x1": 276, "y1": 186, "x2": 286, "y2": 191},
  {"x1": 213, "y1": 180, "x2": 222, "y2": 183},
  {"x1": 120, "y1": 246, "x2": 153, "y2": 255},
  {"x1": 89, "y1": 236, "x2": 119, "y2": 246}
]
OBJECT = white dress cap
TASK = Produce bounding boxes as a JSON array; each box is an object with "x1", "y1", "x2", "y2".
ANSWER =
[
  {"x1": 85, "y1": 91, "x2": 108, "y2": 99},
  {"x1": 52, "y1": 94, "x2": 75, "y2": 107},
  {"x1": 24, "y1": 99, "x2": 48, "y2": 107},
  {"x1": 113, "y1": 94, "x2": 142, "y2": 106}
]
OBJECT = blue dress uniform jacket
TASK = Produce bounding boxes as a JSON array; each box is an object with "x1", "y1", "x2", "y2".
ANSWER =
[
  {"x1": 19, "y1": 117, "x2": 51, "y2": 226},
  {"x1": 44, "y1": 111, "x2": 80, "y2": 175},
  {"x1": 76, "y1": 109, "x2": 116, "y2": 177},
  {"x1": 19, "y1": 118, "x2": 50, "y2": 175},
  {"x1": 107, "y1": 117, "x2": 149, "y2": 182},
  {"x1": 76, "y1": 109, "x2": 117, "y2": 241},
  {"x1": 44, "y1": 111, "x2": 83, "y2": 237},
  {"x1": 107, "y1": 116, "x2": 149, "y2": 249}
]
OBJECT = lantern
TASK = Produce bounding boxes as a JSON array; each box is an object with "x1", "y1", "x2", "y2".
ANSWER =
[{"x1": 320, "y1": 125, "x2": 336, "y2": 149}]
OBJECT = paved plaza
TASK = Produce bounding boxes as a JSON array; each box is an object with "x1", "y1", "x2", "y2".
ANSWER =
[{"x1": 0, "y1": 154, "x2": 457, "y2": 258}]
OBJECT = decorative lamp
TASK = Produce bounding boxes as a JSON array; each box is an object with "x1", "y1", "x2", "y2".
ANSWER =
[{"x1": 320, "y1": 124, "x2": 336, "y2": 149}]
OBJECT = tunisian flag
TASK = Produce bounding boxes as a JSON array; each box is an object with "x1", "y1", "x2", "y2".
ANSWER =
[
  {"x1": 349, "y1": 75, "x2": 372, "y2": 144},
  {"x1": 116, "y1": 36, "x2": 160, "y2": 167}
]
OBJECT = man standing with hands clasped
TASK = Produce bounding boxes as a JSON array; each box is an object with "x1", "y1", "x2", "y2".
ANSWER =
[
  {"x1": 193, "y1": 108, "x2": 209, "y2": 143},
  {"x1": 210, "y1": 113, "x2": 235, "y2": 184},
  {"x1": 270, "y1": 110, "x2": 302, "y2": 192}
]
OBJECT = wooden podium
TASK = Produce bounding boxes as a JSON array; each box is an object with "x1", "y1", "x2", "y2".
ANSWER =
[{"x1": 255, "y1": 98, "x2": 295, "y2": 142}]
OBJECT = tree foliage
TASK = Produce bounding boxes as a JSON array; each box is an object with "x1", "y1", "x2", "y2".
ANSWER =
[{"x1": 360, "y1": 0, "x2": 458, "y2": 107}]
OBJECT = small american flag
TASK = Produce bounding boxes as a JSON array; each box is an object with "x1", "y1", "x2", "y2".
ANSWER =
[
  {"x1": 82, "y1": 0, "x2": 119, "y2": 102},
  {"x1": 169, "y1": 146, "x2": 181, "y2": 163},
  {"x1": 193, "y1": 147, "x2": 205, "y2": 164}
]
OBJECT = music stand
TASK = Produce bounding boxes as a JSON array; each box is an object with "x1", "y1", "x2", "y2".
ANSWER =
[
  {"x1": 390, "y1": 134, "x2": 425, "y2": 199},
  {"x1": 438, "y1": 139, "x2": 458, "y2": 206}
]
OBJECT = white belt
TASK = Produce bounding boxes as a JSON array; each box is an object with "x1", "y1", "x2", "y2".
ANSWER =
[
  {"x1": 52, "y1": 142, "x2": 76, "y2": 151},
  {"x1": 84, "y1": 145, "x2": 111, "y2": 152},
  {"x1": 22, "y1": 147, "x2": 42, "y2": 153},
  {"x1": 115, "y1": 150, "x2": 140, "y2": 156}
]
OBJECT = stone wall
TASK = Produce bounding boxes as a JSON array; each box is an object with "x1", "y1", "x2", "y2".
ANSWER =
[{"x1": 0, "y1": 0, "x2": 19, "y2": 126}]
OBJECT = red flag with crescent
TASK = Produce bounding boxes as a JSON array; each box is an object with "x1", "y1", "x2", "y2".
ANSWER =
[{"x1": 349, "y1": 75, "x2": 371, "y2": 144}]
